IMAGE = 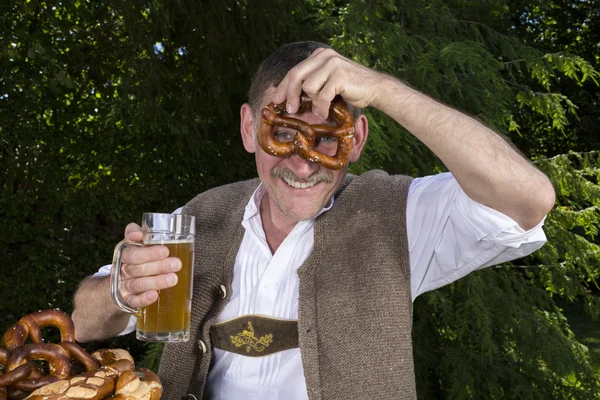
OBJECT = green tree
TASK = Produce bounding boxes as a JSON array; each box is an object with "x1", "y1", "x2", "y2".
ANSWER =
[{"x1": 508, "y1": 0, "x2": 600, "y2": 156}]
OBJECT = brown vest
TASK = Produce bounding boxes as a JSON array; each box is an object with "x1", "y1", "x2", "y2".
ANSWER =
[{"x1": 158, "y1": 170, "x2": 416, "y2": 400}]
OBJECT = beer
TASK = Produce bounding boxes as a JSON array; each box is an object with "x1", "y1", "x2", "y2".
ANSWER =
[{"x1": 136, "y1": 239, "x2": 195, "y2": 342}]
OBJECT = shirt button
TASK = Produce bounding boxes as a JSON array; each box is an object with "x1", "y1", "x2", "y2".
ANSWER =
[
  {"x1": 219, "y1": 284, "x2": 227, "y2": 299},
  {"x1": 198, "y1": 340, "x2": 207, "y2": 353}
]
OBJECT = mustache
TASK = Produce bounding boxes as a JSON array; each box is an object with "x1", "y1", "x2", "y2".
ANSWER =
[{"x1": 271, "y1": 167, "x2": 333, "y2": 185}]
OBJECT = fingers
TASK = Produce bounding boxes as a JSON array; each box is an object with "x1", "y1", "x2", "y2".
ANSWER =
[
  {"x1": 302, "y1": 47, "x2": 333, "y2": 113},
  {"x1": 121, "y1": 273, "x2": 178, "y2": 298},
  {"x1": 272, "y1": 47, "x2": 383, "y2": 117},
  {"x1": 309, "y1": 47, "x2": 328, "y2": 59},
  {"x1": 121, "y1": 245, "x2": 169, "y2": 265},
  {"x1": 313, "y1": 80, "x2": 338, "y2": 120},
  {"x1": 272, "y1": 48, "x2": 341, "y2": 117},
  {"x1": 115, "y1": 231, "x2": 182, "y2": 308},
  {"x1": 120, "y1": 270, "x2": 179, "y2": 309},
  {"x1": 125, "y1": 291, "x2": 158, "y2": 309},
  {"x1": 124, "y1": 223, "x2": 143, "y2": 242},
  {"x1": 121, "y1": 257, "x2": 181, "y2": 279}
]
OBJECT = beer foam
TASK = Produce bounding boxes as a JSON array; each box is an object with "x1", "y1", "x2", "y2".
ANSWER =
[{"x1": 143, "y1": 239, "x2": 194, "y2": 245}]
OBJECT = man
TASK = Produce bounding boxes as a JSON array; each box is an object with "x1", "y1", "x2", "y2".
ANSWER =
[{"x1": 72, "y1": 41, "x2": 555, "y2": 400}]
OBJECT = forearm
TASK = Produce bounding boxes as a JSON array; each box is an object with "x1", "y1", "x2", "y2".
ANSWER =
[
  {"x1": 375, "y1": 78, "x2": 555, "y2": 229},
  {"x1": 72, "y1": 275, "x2": 131, "y2": 342}
]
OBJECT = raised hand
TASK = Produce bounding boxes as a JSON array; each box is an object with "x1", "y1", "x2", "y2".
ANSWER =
[{"x1": 271, "y1": 47, "x2": 391, "y2": 118}]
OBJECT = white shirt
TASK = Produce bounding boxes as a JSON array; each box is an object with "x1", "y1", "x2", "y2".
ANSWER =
[{"x1": 95, "y1": 172, "x2": 547, "y2": 400}]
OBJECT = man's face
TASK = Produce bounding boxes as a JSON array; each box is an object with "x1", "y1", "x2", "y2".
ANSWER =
[
  {"x1": 240, "y1": 87, "x2": 367, "y2": 225},
  {"x1": 253, "y1": 106, "x2": 349, "y2": 223}
]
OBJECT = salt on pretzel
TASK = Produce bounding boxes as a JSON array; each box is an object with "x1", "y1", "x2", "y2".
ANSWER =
[
  {"x1": 258, "y1": 95, "x2": 355, "y2": 170},
  {"x1": 5, "y1": 344, "x2": 71, "y2": 391},
  {"x1": 2, "y1": 310, "x2": 75, "y2": 352},
  {"x1": 1, "y1": 323, "x2": 30, "y2": 354}
]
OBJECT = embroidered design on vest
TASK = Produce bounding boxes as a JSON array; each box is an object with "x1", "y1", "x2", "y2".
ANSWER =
[{"x1": 230, "y1": 322, "x2": 273, "y2": 353}]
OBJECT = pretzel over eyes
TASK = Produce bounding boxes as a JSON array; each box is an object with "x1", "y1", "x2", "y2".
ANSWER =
[{"x1": 257, "y1": 95, "x2": 355, "y2": 170}]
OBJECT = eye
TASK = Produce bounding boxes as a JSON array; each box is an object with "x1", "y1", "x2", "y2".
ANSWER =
[
  {"x1": 315, "y1": 136, "x2": 338, "y2": 145},
  {"x1": 274, "y1": 131, "x2": 295, "y2": 143}
]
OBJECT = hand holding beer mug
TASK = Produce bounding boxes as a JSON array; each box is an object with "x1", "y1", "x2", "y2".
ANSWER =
[{"x1": 111, "y1": 213, "x2": 195, "y2": 342}]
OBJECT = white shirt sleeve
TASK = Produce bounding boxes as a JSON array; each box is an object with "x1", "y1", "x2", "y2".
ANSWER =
[
  {"x1": 94, "y1": 206, "x2": 185, "y2": 336},
  {"x1": 407, "y1": 172, "x2": 547, "y2": 301}
]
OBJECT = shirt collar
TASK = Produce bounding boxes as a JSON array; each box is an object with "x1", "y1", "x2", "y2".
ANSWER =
[{"x1": 243, "y1": 182, "x2": 335, "y2": 223}]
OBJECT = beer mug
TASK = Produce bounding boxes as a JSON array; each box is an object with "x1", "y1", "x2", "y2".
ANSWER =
[{"x1": 111, "y1": 213, "x2": 195, "y2": 342}]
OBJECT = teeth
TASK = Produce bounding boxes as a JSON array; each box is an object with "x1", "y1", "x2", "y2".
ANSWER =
[{"x1": 283, "y1": 177, "x2": 315, "y2": 189}]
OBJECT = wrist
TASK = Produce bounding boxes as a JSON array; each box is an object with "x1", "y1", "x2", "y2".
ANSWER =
[{"x1": 370, "y1": 74, "x2": 412, "y2": 113}]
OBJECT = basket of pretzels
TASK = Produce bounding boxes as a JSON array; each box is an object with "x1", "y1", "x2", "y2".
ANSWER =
[{"x1": 0, "y1": 310, "x2": 162, "y2": 400}]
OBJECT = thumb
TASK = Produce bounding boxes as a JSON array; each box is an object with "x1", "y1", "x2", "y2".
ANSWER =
[{"x1": 124, "y1": 223, "x2": 143, "y2": 242}]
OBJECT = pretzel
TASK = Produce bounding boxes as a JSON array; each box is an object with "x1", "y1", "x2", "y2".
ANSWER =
[
  {"x1": 2, "y1": 310, "x2": 75, "y2": 352},
  {"x1": 25, "y1": 359, "x2": 135, "y2": 400},
  {"x1": 90, "y1": 349, "x2": 134, "y2": 368},
  {"x1": 0, "y1": 364, "x2": 33, "y2": 388},
  {"x1": 6, "y1": 344, "x2": 71, "y2": 391},
  {"x1": 0, "y1": 348, "x2": 8, "y2": 366},
  {"x1": 58, "y1": 343, "x2": 99, "y2": 373},
  {"x1": 1, "y1": 310, "x2": 158, "y2": 400},
  {"x1": 112, "y1": 369, "x2": 162, "y2": 400},
  {"x1": 1, "y1": 323, "x2": 30, "y2": 354},
  {"x1": 257, "y1": 95, "x2": 355, "y2": 170}
]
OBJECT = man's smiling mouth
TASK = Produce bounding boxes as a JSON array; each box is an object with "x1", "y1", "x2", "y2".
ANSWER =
[
  {"x1": 281, "y1": 177, "x2": 317, "y2": 189},
  {"x1": 272, "y1": 166, "x2": 333, "y2": 189}
]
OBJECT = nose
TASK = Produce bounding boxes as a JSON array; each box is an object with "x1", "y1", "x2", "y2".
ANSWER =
[{"x1": 286, "y1": 153, "x2": 320, "y2": 179}]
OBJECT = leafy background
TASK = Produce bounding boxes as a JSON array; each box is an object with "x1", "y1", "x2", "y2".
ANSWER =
[{"x1": 1, "y1": 0, "x2": 599, "y2": 398}]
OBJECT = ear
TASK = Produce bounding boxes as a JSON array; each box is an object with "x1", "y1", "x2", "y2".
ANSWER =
[
  {"x1": 240, "y1": 103, "x2": 256, "y2": 153},
  {"x1": 349, "y1": 114, "x2": 368, "y2": 163}
]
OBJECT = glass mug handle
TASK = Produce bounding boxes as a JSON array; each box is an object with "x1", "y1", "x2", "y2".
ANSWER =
[{"x1": 111, "y1": 240, "x2": 143, "y2": 316}]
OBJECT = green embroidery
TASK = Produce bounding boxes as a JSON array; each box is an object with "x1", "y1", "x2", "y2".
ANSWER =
[{"x1": 230, "y1": 322, "x2": 273, "y2": 353}]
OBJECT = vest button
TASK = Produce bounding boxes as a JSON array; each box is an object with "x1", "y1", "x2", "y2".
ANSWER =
[
  {"x1": 219, "y1": 284, "x2": 227, "y2": 299},
  {"x1": 185, "y1": 395, "x2": 198, "y2": 400},
  {"x1": 198, "y1": 340, "x2": 207, "y2": 353}
]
